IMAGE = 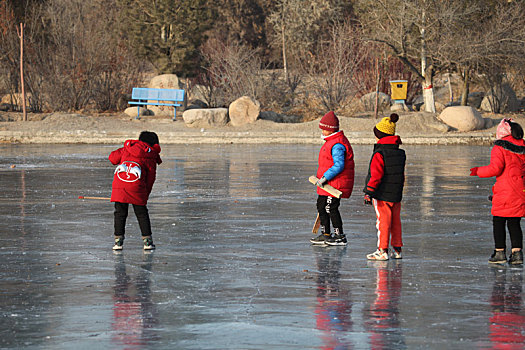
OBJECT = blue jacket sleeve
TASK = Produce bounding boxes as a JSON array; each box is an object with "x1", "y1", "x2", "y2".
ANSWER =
[{"x1": 322, "y1": 143, "x2": 346, "y2": 180}]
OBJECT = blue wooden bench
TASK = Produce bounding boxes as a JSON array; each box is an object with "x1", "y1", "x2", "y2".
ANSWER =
[{"x1": 128, "y1": 87, "x2": 185, "y2": 120}]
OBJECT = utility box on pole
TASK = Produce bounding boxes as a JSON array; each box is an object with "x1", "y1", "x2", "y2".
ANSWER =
[{"x1": 389, "y1": 80, "x2": 408, "y2": 103}]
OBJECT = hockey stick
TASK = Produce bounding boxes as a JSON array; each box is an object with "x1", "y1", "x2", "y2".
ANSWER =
[
  {"x1": 308, "y1": 176, "x2": 342, "y2": 198},
  {"x1": 78, "y1": 196, "x2": 111, "y2": 201},
  {"x1": 312, "y1": 213, "x2": 321, "y2": 234}
]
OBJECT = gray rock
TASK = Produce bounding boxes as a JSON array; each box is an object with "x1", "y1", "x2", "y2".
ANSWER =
[
  {"x1": 187, "y1": 99, "x2": 208, "y2": 110},
  {"x1": 124, "y1": 106, "x2": 151, "y2": 118},
  {"x1": 259, "y1": 111, "x2": 301, "y2": 123},
  {"x1": 228, "y1": 96, "x2": 260, "y2": 126},
  {"x1": 361, "y1": 92, "x2": 391, "y2": 112},
  {"x1": 183, "y1": 108, "x2": 229, "y2": 128}
]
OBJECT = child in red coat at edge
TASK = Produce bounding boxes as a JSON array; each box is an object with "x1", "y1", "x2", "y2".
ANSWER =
[
  {"x1": 470, "y1": 118, "x2": 525, "y2": 265},
  {"x1": 363, "y1": 114, "x2": 406, "y2": 261},
  {"x1": 310, "y1": 111, "x2": 355, "y2": 246},
  {"x1": 109, "y1": 131, "x2": 162, "y2": 251}
]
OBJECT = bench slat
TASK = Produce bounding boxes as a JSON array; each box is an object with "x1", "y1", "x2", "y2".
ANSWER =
[
  {"x1": 131, "y1": 87, "x2": 184, "y2": 102},
  {"x1": 129, "y1": 101, "x2": 182, "y2": 107}
]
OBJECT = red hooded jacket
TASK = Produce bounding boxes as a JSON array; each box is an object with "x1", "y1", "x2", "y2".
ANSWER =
[
  {"x1": 477, "y1": 135, "x2": 525, "y2": 217},
  {"x1": 109, "y1": 140, "x2": 162, "y2": 206}
]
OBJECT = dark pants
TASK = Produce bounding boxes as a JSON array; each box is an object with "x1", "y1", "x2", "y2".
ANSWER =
[
  {"x1": 317, "y1": 195, "x2": 343, "y2": 235},
  {"x1": 114, "y1": 202, "x2": 152, "y2": 237},
  {"x1": 493, "y1": 216, "x2": 523, "y2": 250}
]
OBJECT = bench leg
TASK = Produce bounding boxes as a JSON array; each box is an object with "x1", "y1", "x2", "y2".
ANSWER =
[
  {"x1": 173, "y1": 108, "x2": 177, "y2": 121},
  {"x1": 136, "y1": 106, "x2": 140, "y2": 120}
]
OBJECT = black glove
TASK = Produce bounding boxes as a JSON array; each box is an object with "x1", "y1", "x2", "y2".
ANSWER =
[
  {"x1": 316, "y1": 176, "x2": 327, "y2": 187},
  {"x1": 364, "y1": 194, "x2": 372, "y2": 205}
]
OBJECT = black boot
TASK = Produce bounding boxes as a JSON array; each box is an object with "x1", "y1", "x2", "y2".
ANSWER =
[
  {"x1": 509, "y1": 250, "x2": 523, "y2": 265},
  {"x1": 489, "y1": 250, "x2": 507, "y2": 264}
]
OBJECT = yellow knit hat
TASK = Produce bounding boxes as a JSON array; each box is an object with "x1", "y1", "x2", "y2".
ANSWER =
[{"x1": 374, "y1": 113, "x2": 399, "y2": 137}]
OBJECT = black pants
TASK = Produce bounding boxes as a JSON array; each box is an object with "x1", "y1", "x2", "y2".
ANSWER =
[
  {"x1": 317, "y1": 195, "x2": 343, "y2": 235},
  {"x1": 114, "y1": 202, "x2": 152, "y2": 237},
  {"x1": 493, "y1": 216, "x2": 522, "y2": 250}
]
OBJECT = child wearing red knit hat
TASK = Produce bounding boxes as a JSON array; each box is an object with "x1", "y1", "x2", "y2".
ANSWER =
[
  {"x1": 363, "y1": 113, "x2": 406, "y2": 260},
  {"x1": 311, "y1": 111, "x2": 355, "y2": 246}
]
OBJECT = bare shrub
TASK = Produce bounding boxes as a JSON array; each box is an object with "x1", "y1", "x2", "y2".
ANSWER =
[
  {"x1": 301, "y1": 22, "x2": 366, "y2": 113},
  {"x1": 199, "y1": 38, "x2": 269, "y2": 107}
]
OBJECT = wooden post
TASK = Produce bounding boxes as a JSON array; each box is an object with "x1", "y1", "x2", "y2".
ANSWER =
[{"x1": 16, "y1": 23, "x2": 27, "y2": 122}]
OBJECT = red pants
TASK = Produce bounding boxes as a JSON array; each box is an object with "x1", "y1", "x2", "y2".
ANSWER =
[{"x1": 373, "y1": 199, "x2": 402, "y2": 250}]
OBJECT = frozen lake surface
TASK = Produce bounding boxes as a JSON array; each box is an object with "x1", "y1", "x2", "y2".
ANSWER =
[{"x1": 0, "y1": 143, "x2": 524, "y2": 349}]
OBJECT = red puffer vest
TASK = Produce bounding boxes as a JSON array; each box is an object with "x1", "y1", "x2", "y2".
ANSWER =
[
  {"x1": 316, "y1": 131, "x2": 355, "y2": 198},
  {"x1": 109, "y1": 140, "x2": 162, "y2": 206},
  {"x1": 477, "y1": 135, "x2": 525, "y2": 217}
]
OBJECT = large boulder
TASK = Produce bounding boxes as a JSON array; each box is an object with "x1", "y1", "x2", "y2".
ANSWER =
[
  {"x1": 228, "y1": 96, "x2": 260, "y2": 126},
  {"x1": 148, "y1": 74, "x2": 183, "y2": 116},
  {"x1": 124, "y1": 106, "x2": 151, "y2": 118},
  {"x1": 438, "y1": 106, "x2": 485, "y2": 131},
  {"x1": 481, "y1": 84, "x2": 519, "y2": 113},
  {"x1": 183, "y1": 108, "x2": 229, "y2": 128},
  {"x1": 360, "y1": 92, "x2": 391, "y2": 112},
  {"x1": 149, "y1": 74, "x2": 180, "y2": 89}
]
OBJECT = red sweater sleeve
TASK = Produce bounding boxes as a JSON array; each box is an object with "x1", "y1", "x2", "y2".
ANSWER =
[
  {"x1": 477, "y1": 146, "x2": 504, "y2": 178},
  {"x1": 365, "y1": 152, "x2": 385, "y2": 194},
  {"x1": 109, "y1": 148, "x2": 123, "y2": 165}
]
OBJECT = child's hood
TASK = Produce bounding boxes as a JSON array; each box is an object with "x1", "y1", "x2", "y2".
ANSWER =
[
  {"x1": 124, "y1": 140, "x2": 162, "y2": 162},
  {"x1": 377, "y1": 135, "x2": 402, "y2": 145}
]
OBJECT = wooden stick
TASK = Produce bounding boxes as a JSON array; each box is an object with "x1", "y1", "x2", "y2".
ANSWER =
[
  {"x1": 312, "y1": 213, "x2": 321, "y2": 234},
  {"x1": 78, "y1": 196, "x2": 111, "y2": 201},
  {"x1": 309, "y1": 176, "x2": 342, "y2": 198}
]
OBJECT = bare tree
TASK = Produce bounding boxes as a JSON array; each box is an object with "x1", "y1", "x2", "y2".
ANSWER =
[
  {"x1": 302, "y1": 22, "x2": 366, "y2": 112},
  {"x1": 200, "y1": 38, "x2": 267, "y2": 107},
  {"x1": 355, "y1": 0, "x2": 472, "y2": 112}
]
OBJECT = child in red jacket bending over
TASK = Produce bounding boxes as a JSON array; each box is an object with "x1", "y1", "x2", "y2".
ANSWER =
[
  {"x1": 470, "y1": 118, "x2": 525, "y2": 265},
  {"x1": 109, "y1": 131, "x2": 162, "y2": 251},
  {"x1": 363, "y1": 114, "x2": 406, "y2": 261}
]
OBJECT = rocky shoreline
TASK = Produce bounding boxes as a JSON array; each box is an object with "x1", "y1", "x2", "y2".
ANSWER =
[{"x1": 0, "y1": 111, "x2": 513, "y2": 145}]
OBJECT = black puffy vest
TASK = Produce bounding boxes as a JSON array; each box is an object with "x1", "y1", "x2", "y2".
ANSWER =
[{"x1": 364, "y1": 144, "x2": 406, "y2": 202}]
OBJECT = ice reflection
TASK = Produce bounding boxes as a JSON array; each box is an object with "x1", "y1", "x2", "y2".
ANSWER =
[
  {"x1": 489, "y1": 268, "x2": 525, "y2": 347},
  {"x1": 365, "y1": 261, "x2": 405, "y2": 349},
  {"x1": 111, "y1": 253, "x2": 159, "y2": 348},
  {"x1": 313, "y1": 246, "x2": 352, "y2": 349}
]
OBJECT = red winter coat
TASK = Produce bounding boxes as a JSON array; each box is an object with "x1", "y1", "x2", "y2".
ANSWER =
[
  {"x1": 109, "y1": 140, "x2": 162, "y2": 206},
  {"x1": 316, "y1": 131, "x2": 355, "y2": 198},
  {"x1": 477, "y1": 135, "x2": 525, "y2": 217}
]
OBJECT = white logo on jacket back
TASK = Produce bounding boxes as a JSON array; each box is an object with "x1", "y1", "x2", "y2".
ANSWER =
[{"x1": 115, "y1": 161, "x2": 142, "y2": 182}]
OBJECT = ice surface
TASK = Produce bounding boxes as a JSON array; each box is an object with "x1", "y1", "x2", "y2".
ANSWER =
[{"x1": 0, "y1": 144, "x2": 523, "y2": 349}]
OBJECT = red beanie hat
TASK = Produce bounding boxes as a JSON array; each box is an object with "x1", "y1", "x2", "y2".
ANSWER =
[{"x1": 319, "y1": 111, "x2": 339, "y2": 131}]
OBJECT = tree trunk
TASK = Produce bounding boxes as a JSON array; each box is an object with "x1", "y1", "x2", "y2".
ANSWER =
[
  {"x1": 420, "y1": 4, "x2": 435, "y2": 113},
  {"x1": 374, "y1": 57, "x2": 380, "y2": 119},
  {"x1": 17, "y1": 23, "x2": 27, "y2": 122},
  {"x1": 460, "y1": 68, "x2": 469, "y2": 106}
]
